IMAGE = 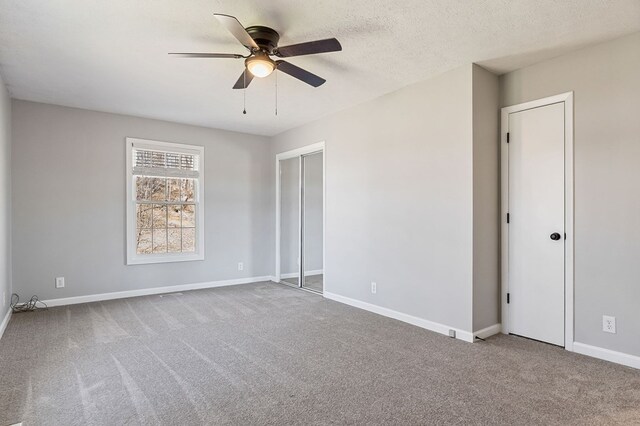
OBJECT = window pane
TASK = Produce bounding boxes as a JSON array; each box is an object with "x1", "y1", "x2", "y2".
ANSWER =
[
  {"x1": 136, "y1": 204, "x2": 152, "y2": 229},
  {"x1": 136, "y1": 176, "x2": 151, "y2": 201},
  {"x1": 168, "y1": 205, "x2": 181, "y2": 227},
  {"x1": 153, "y1": 229, "x2": 167, "y2": 253},
  {"x1": 150, "y1": 178, "x2": 166, "y2": 201},
  {"x1": 166, "y1": 153, "x2": 180, "y2": 169},
  {"x1": 135, "y1": 150, "x2": 152, "y2": 168},
  {"x1": 182, "y1": 179, "x2": 195, "y2": 202},
  {"x1": 168, "y1": 179, "x2": 181, "y2": 202},
  {"x1": 151, "y1": 151, "x2": 166, "y2": 168},
  {"x1": 152, "y1": 204, "x2": 167, "y2": 228},
  {"x1": 137, "y1": 229, "x2": 152, "y2": 254},
  {"x1": 131, "y1": 143, "x2": 202, "y2": 261},
  {"x1": 136, "y1": 177, "x2": 187, "y2": 202},
  {"x1": 168, "y1": 229, "x2": 181, "y2": 253},
  {"x1": 182, "y1": 204, "x2": 195, "y2": 227},
  {"x1": 182, "y1": 228, "x2": 195, "y2": 252},
  {"x1": 181, "y1": 154, "x2": 195, "y2": 170}
]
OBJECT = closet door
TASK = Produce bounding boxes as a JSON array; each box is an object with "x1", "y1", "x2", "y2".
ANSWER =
[
  {"x1": 279, "y1": 157, "x2": 301, "y2": 287},
  {"x1": 302, "y1": 152, "x2": 324, "y2": 293},
  {"x1": 507, "y1": 102, "x2": 566, "y2": 346}
]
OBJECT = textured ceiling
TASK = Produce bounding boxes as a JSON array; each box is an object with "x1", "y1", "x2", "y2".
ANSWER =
[{"x1": 1, "y1": 0, "x2": 639, "y2": 136}]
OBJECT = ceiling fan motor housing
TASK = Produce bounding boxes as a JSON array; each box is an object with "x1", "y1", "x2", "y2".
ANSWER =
[{"x1": 245, "y1": 26, "x2": 280, "y2": 53}]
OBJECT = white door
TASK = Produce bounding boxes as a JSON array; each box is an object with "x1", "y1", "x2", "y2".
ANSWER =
[{"x1": 508, "y1": 102, "x2": 565, "y2": 347}]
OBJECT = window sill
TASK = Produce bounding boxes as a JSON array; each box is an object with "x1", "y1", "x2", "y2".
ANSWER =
[{"x1": 126, "y1": 253, "x2": 204, "y2": 265}]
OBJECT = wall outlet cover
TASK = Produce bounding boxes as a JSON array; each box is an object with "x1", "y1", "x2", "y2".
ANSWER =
[
  {"x1": 55, "y1": 277, "x2": 65, "y2": 289},
  {"x1": 602, "y1": 315, "x2": 616, "y2": 334},
  {"x1": 371, "y1": 282, "x2": 377, "y2": 294},
  {"x1": 237, "y1": 262, "x2": 244, "y2": 271}
]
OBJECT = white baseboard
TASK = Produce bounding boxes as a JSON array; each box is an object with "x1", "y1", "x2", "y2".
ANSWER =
[
  {"x1": 42, "y1": 275, "x2": 274, "y2": 308},
  {"x1": 473, "y1": 323, "x2": 502, "y2": 340},
  {"x1": 0, "y1": 308, "x2": 11, "y2": 342},
  {"x1": 323, "y1": 291, "x2": 474, "y2": 342},
  {"x1": 573, "y1": 342, "x2": 640, "y2": 370},
  {"x1": 280, "y1": 269, "x2": 323, "y2": 279}
]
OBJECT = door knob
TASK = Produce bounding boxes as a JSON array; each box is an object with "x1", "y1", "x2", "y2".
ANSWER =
[{"x1": 550, "y1": 232, "x2": 561, "y2": 241}]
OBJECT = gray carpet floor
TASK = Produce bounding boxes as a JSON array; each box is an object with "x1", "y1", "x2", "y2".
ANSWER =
[{"x1": 1, "y1": 282, "x2": 639, "y2": 425}]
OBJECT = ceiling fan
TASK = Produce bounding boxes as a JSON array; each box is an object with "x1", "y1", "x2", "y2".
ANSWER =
[{"x1": 170, "y1": 14, "x2": 342, "y2": 89}]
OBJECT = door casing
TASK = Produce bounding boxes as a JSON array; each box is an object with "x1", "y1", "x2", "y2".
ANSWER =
[{"x1": 501, "y1": 92, "x2": 574, "y2": 351}]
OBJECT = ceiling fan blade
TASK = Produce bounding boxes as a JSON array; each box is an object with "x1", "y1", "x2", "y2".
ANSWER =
[
  {"x1": 214, "y1": 14, "x2": 259, "y2": 50},
  {"x1": 275, "y1": 38, "x2": 342, "y2": 57},
  {"x1": 276, "y1": 61, "x2": 326, "y2": 87},
  {"x1": 169, "y1": 53, "x2": 244, "y2": 59},
  {"x1": 233, "y1": 69, "x2": 254, "y2": 89}
]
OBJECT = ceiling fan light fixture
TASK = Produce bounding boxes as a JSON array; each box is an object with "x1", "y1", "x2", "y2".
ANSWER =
[{"x1": 246, "y1": 54, "x2": 275, "y2": 78}]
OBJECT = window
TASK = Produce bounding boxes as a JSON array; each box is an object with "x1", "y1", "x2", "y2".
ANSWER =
[{"x1": 126, "y1": 138, "x2": 204, "y2": 264}]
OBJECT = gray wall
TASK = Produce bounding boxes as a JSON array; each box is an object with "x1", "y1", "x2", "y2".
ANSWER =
[
  {"x1": 472, "y1": 65, "x2": 500, "y2": 332},
  {"x1": 500, "y1": 32, "x2": 640, "y2": 356},
  {"x1": 11, "y1": 100, "x2": 273, "y2": 301},
  {"x1": 271, "y1": 65, "x2": 476, "y2": 332},
  {"x1": 0, "y1": 74, "x2": 11, "y2": 320}
]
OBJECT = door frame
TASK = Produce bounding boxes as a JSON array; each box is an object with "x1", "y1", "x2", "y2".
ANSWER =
[
  {"x1": 500, "y1": 92, "x2": 574, "y2": 350},
  {"x1": 275, "y1": 141, "x2": 326, "y2": 289}
]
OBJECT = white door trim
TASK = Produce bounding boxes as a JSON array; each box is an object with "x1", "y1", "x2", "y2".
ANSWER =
[
  {"x1": 501, "y1": 92, "x2": 574, "y2": 351},
  {"x1": 275, "y1": 142, "x2": 326, "y2": 285}
]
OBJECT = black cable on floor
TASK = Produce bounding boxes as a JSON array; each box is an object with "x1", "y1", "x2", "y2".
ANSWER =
[{"x1": 10, "y1": 293, "x2": 48, "y2": 313}]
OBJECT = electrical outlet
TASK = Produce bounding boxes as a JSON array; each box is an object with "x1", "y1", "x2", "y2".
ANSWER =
[
  {"x1": 55, "y1": 277, "x2": 65, "y2": 289},
  {"x1": 237, "y1": 262, "x2": 244, "y2": 271},
  {"x1": 603, "y1": 315, "x2": 616, "y2": 334},
  {"x1": 371, "y1": 282, "x2": 377, "y2": 294}
]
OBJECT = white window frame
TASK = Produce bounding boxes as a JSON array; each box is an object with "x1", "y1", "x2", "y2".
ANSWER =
[{"x1": 126, "y1": 137, "x2": 205, "y2": 265}]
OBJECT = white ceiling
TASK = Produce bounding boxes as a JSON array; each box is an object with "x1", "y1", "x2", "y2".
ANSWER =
[{"x1": 1, "y1": 0, "x2": 639, "y2": 136}]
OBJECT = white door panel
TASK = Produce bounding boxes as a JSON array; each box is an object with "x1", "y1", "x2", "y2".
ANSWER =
[{"x1": 508, "y1": 102, "x2": 565, "y2": 346}]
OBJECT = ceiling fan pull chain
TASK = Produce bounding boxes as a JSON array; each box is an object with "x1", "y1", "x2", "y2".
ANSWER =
[
  {"x1": 275, "y1": 67, "x2": 278, "y2": 116},
  {"x1": 243, "y1": 71, "x2": 247, "y2": 114}
]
